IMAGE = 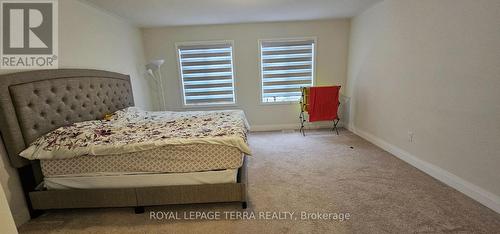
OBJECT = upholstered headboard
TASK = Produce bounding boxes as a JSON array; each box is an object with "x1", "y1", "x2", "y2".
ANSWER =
[{"x1": 0, "y1": 69, "x2": 134, "y2": 168}]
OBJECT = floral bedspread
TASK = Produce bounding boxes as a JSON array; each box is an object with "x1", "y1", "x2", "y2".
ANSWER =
[{"x1": 20, "y1": 107, "x2": 251, "y2": 160}]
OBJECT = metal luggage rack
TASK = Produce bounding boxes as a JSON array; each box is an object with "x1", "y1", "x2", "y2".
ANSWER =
[{"x1": 299, "y1": 86, "x2": 340, "y2": 136}]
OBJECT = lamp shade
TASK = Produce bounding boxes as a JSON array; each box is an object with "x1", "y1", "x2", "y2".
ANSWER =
[{"x1": 146, "y1": 59, "x2": 164, "y2": 71}]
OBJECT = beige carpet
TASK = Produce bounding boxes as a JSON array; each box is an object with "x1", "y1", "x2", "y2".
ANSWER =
[{"x1": 18, "y1": 129, "x2": 500, "y2": 233}]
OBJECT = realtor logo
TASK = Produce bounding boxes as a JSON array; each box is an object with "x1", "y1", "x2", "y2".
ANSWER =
[{"x1": 1, "y1": 0, "x2": 58, "y2": 69}]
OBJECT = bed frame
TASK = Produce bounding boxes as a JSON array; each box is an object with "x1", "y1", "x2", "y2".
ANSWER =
[{"x1": 0, "y1": 69, "x2": 248, "y2": 216}]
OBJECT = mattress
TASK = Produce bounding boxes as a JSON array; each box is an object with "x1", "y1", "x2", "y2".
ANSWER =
[
  {"x1": 41, "y1": 143, "x2": 243, "y2": 177},
  {"x1": 44, "y1": 169, "x2": 238, "y2": 190}
]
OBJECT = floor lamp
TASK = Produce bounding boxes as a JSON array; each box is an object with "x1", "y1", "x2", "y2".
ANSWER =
[{"x1": 146, "y1": 59, "x2": 166, "y2": 110}]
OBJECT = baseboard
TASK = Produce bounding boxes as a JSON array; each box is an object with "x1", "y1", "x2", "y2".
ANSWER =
[
  {"x1": 249, "y1": 124, "x2": 298, "y2": 132},
  {"x1": 250, "y1": 121, "x2": 343, "y2": 132},
  {"x1": 348, "y1": 125, "x2": 500, "y2": 214}
]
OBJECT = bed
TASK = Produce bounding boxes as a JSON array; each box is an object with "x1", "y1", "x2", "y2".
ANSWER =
[{"x1": 0, "y1": 69, "x2": 249, "y2": 215}]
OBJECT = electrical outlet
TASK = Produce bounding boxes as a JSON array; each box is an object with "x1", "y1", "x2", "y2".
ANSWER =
[{"x1": 408, "y1": 131, "x2": 414, "y2": 143}]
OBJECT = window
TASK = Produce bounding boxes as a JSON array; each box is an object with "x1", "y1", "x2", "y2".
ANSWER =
[
  {"x1": 177, "y1": 41, "x2": 236, "y2": 106},
  {"x1": 260, "y1": 38, "x2": 315, "y2": 103}
]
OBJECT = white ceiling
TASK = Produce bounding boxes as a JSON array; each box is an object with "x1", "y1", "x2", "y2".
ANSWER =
[{"x1": 83, "y1": 0, "x2": 382, "y2": 27}]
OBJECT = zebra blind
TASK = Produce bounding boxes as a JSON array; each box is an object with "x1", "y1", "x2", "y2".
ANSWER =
[
  {"x1": 260, "y1": 39, "x2": 315, "y2": 103},
  {"x1": 177, "y1": 42, "x2": 235, "y2": 105}
]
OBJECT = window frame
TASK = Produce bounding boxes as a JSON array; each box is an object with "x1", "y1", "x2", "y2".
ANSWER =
[
  {"x1": 258, "y1": 37, "x2": 317, "y2": 105},
  {"x1": 175, "y1": 40, "x2": 238, "y2": 108}
]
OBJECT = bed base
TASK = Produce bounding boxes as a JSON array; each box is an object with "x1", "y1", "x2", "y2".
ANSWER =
[{"x1": 28, "y1": 158, "x2": 248, "y2": 212}]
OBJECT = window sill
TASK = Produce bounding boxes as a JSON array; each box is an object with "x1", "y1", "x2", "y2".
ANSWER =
[
  {"x1": 259, "y1": 101, "x2": 300, "y2": 106},
  {"x1": 181, "y1": 103, "x2": 239, "y2": 109}
]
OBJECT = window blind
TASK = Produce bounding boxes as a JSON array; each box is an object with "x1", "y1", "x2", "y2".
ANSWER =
[
  {"x1": 260, "y1": 39, "x2": 315, "y2": 103},
  {"x1": 177, "y1": 42, "x2": 235, "y2": 105}
]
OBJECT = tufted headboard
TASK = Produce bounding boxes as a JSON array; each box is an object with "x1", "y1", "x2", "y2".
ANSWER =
[{"x1": 0, "y1": 69, "x2": 134, "y2": 168}]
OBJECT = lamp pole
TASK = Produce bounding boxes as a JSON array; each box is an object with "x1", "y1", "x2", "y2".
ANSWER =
[
  {"x1": 156, "y1": 68, "x2": 166, "y2": 111},
  {"x1": 146, "y1": 59, "x2": 166, "y2": 111}
]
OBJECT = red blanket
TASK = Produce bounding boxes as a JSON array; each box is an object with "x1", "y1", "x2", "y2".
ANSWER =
[{"x1": 308, "y1": 86, "x2": 340, "y2": 122}]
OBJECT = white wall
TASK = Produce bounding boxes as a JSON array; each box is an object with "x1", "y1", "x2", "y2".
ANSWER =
[
  {"x1": 0, "y1": 0, "x2": 153, "y2": 226},
  {"x1": 0, "y1": 184, "x2": 17, "y2": 234},
  {"x1": 142, "y1": 19, "x2": 350, "y2": 130},
  {"x1": 0, "y1": 136, "x2": 27, "y2": 228},
  {"x1": 59, "y1": 0, "x2": 153, "y2": 110},
  {"x1": 346, "y1": 0, "x2": 500, "y2": 211}
]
